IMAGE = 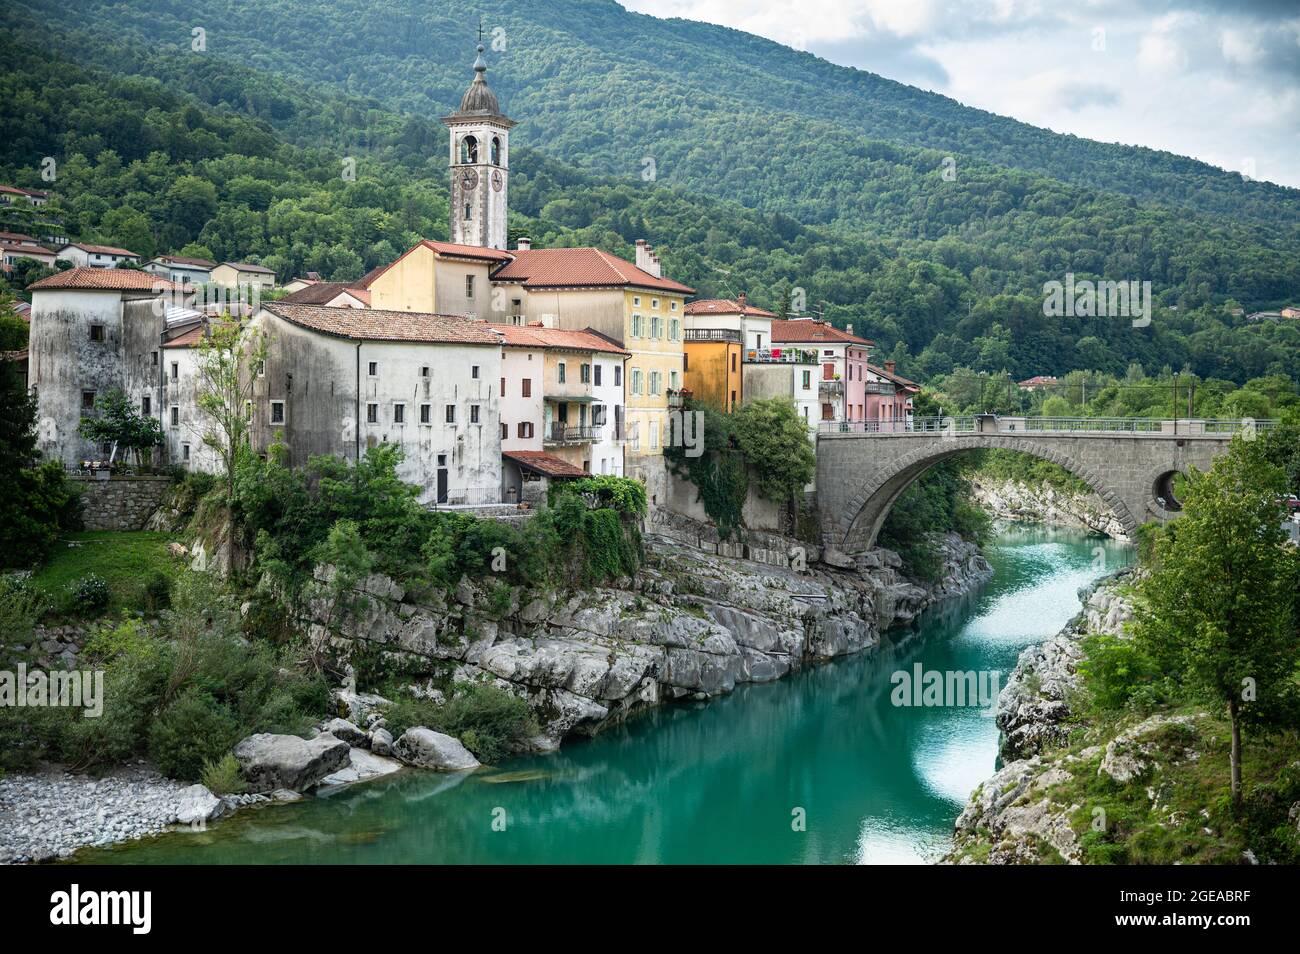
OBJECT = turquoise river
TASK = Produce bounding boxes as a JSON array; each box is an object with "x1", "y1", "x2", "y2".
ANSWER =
[{"x1": 79, "y1": 526, "x2": 1129, "y2": 865}]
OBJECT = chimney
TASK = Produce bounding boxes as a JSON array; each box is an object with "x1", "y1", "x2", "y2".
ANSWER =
[
  {"x1": 737, "y1": 292, "x2": 747, "y2": 313},
  {"x1": 846, "y1": 323, "x2": 853, "y2": 335},
  {"x1": 885, "y1": 360, "x2": 896, "y2": 374},
  {"x1": 516, "y1": 237, "x2": 531, "y2": 251},
  {"x1": 635, "y1": 239, "x2": 662, "y2": 278}
]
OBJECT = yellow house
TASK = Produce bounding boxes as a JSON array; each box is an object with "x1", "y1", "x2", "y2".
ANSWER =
[
  {"x1": 489, "y1": 241, "x2": 693, "y2": 495},
  {"x1": 366, "y1": 240, "x2": 512, "y2": 316}
]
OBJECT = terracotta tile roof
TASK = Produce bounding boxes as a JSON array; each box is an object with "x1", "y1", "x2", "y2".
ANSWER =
[
  {"x1": 354, "y1": 264, "x2": 389, "y2": 288},
  {"x1": 0, "y1": 232, "x2": 41, "y2": 244},
  {"x1": 419, "y1": 240, "x2": 513, "y2": 263},
  {"x1": 488, "y1": 322, "x2": 629, "y2": 355},
  {"x1": 162, "y1": 326, "x2": 206, "y2": 349},
  {"x1": 67, "y1": 242, "x2": 139, "y2": 257},
  {"x1": 503, "y1": 450, "x2": 589, "y2": 478},
  {"x1": 0, "y1": 185, "x2": 47, "y2": 198},
  {"x1": 152, "y1": 255, "x2": 216, "y2": 269},
  {"x1": 1017, "y1": 375, "x2": 1059, "y2": 387},
  {"x1": 220, "y1": 261, "x2": 276, "y2": 275},
  {"x1": 28, "y1": 267, "x2": 183, "y2": 292},
  {"x1": 0, "y1": 243, "x2": 54, "y2": 256},
  {"x1": 279, "y1": 282, "x2": 370, "y2": 305},
  {"x1": 263, "y1": 302, "x2": 501, "y2": 345},
  {"x1": 14, "y1": 301, "x2": 31, "y2": 321},
  {"x1": 492, "y1": 247, "x2": 694, "y2": 294},
  {"x1": 771, "y1": 318, "x2": 873, "y2": 346},
  {"x1": 867, "y1": 363, "x2": 919, "y2": 390},
  {"x1": 684, "y1": 298, "x2": 776, "y2": 318}
]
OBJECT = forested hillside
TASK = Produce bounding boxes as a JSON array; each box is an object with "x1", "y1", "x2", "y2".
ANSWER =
[{"x1": 2, "y1": 1, "x2": 1298, "y2": 384}]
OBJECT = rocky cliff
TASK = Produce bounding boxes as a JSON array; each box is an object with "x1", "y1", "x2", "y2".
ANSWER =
[
  {"x1": 970, "y1": 476, "x2": 1128, "y2": 540},
  {"x1": 306, "y1": 532, "x2": 993, "y2": 748}
]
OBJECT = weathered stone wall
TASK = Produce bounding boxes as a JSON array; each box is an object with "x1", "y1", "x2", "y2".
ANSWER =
[{"x1": 71, "y1": 475, "x2": 175, "y2": 531}]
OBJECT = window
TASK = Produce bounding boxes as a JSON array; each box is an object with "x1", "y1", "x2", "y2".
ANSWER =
[
  {"x1": 89, "y1": 324, "x2": 104, "y2": 342},
  {"x1": 471, "y1": 365, "x2": 480, "y2": 379},
  {"x1": 464, "y1": 203, "x2": 471, "y2": 221},
  {"x1": 649, "y1": 420, "x2": 660, "y2": 449},
  {"x1": 670, "y1": 300, "x2": 678, "y2": 311},
  {"x1": 614, "y1": 365, "x2": 622, "y2": 387},
  {"x1": 421, "y1": 366, "x2": 430, "y2": 378},
  {"x1": 731, "y1": 352, "x2": 737, "y2": 372},
  {"x1": 802, "y1": 370, "x2": 812, "y2": 390},
  {"x1": 500, "y1": 422, "x2": 507, "y2": 440},
  {"x1": 518, "y1": 421, "x2": 533, "y2": 439},
  {"x1": 592, "y1": 404, "x2": 606, "y2": 427},
  {"x1": 631, "y1": 368, "x2": 643, "y2": 395},
  {"x1": 470, "y1": 404, "x2": 480, "y2": 424},
  {"x1": 558, "y1": 362, "x2": 566, "y2": 384},
  {"x1": 459, "y1": 134, "x2": 478, "y2": 164},
  {"x1": 630, "y1": 314, "x2": 642, "y2": 338},
  {"x1": 270, "y1": 401, "x2": 285, "y2": 424},
  {"x1": 366, "y1": 403, "x2": 378, "y2": 423},
  {"x1": 420, "y1": 403, "x2": 431, "y2": 424},
  {"x1": 651, "y1": 298, "x2": 660, "y2": 310},
  {"x1": 170, "y1": 362, "x2": 179, "y2": 382},
  {"x1": 465, "y1": 275, "x2": 475, "y2": 298},
  {"x1": 445, "y1": 404, "x2": 456, "y2": 424},
  {"x1": 683, "y1": 353, "x2": 689, "y2": 372},
  {"x1": 594, "y1": 364, "x2": 602, "y2": 387},
  {"x1": 151, "y1": 351, "x2": 158, "y2": 366},
  {"x1": 633, "y1": 296, "x2": 641, "y2": 307},
  {"x1": 82, "y1": 390, "x2": 96, "y2": 410},
  {"x1": 650, "y1": 316, "x2": 661, "y2": 339},
  {"x1": 669, "y1": 318, "x2": 680, "y2": 340},
  {"x1": 580, "y1": 363, "x2": 591, "y2": 384},
  {"x1": 501, "y1": 377, "x2": 506, "y2": 395},
  {"x1": 256, "y1": 360, "x2": 265, "y2": 377},
  {"x1": 141, "y1": 395, "x2": 151, "y2": 415},
  {"x1": 491, "y1": 136, "x2": 502, "y2": 164},
  {"x1": 181, "y1": 442, "x2": 191, "y2": 462},
  {"x1": 170, "y1": 405, "x2": 179, "y2": 427},
  {"x1": 521, "y1": 378, "x2": 532, "y2": 398},
  {"x1": 669, "y1": 370, "x2": 678, "y2": 390},
  {"x1": 393, "y1": 403, "x2": 405, "y2": 424},
  {"x1": 368, "y1": 361, "x2": 378, "y2": 377}
]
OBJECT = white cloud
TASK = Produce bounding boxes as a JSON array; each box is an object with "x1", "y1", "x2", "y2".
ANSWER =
[{"x1": 623, "y1": 0, "x2": 1300, "y2": 187}]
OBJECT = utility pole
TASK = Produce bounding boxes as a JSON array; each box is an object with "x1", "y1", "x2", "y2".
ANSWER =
[{"x1": 1172, "y1": 372, "x2": 1179, "y2": 434}]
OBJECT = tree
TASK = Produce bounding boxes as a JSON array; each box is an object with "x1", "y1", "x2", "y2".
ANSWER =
[
  {"x1": 193, "y1": 319, "x2": 268, "y2": 499},
  {"x1": 1134, "y1": 439, "x2": 1300, "y2": 805},
  {"x1": 0, "y1": 363, "x2": 80, "y2": 567},
  {"x1": 77, "y1": 389, "x2": 163, "y2": 465},
  {"x1": 732, "y1": 398, "x2": 816, "y2": 504}
]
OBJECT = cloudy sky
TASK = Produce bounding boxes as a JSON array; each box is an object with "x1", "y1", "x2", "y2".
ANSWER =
[{"x1": 624, "y1": 0, "x2": 1300, "y2": 188}]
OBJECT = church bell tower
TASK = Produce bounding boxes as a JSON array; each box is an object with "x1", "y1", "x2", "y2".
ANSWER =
[{"x1": 442, "y1": 43, "x2": 515, "y2": 250}]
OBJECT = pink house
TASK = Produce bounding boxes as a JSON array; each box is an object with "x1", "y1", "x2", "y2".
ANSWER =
[
  {"x1": 864, "y1": 361, "x2": 919, "y2": 431},
  {"x1": 770, "y1": 318, "x2": 874, "y2": 422}
]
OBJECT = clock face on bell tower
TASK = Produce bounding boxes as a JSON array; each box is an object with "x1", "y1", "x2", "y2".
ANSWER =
[{"x1": 442, "y1": 43, "x2": 516, "y2": 251}]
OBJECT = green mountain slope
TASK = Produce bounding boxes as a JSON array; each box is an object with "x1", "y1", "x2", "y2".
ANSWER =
[
  {"x1": 10, "y1": 0, "x2": 1299, "y2": 237},
  {"x1": 1, "y1": 4, "x2": 1298, "y2": 385}
]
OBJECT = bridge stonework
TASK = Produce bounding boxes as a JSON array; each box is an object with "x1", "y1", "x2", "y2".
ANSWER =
[{"x1": 815, "y1": 431, "x2": 1232, "y2": 554}]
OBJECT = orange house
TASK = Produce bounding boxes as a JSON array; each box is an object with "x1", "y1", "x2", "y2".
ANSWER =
[{"x1": 682, "y1": 331, "x2": 743, "y2": 412}]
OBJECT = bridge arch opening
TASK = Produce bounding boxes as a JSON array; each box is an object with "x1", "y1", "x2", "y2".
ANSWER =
[
  {"x1": 834, "y1": 441, "x2": 1141, "y2": 554},
  {"x1": 1152, "y1": 470, "x2": 1184, "y2": 513}
]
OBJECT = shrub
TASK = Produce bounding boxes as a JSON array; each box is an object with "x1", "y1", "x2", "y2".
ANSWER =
[
  {"x1": 200, "y1": 753, "x2": 248, "y2": 796},
  {"x1": 68, "y1": 574, "x2": 110, "y2": 615},
  {"x1": 0, "y1": 573, "x2": 45, "y2": 653},
  {"x1": 1077, "y1": 633, "x2": 1159, "y2": 711},
  {"x1": 141, "y1": 571, "x2": 173, "y2": 613},
  {"x1": 381, "y1": 683, "x2": 538, "y2": 764},
  {"x1": 148, "y1": 687, "x2": 242, "y2": 782}
]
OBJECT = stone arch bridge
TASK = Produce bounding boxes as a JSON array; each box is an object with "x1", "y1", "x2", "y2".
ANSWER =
[{"x1": 816, "y1": 417, "x2": 1266, "y2": 554}]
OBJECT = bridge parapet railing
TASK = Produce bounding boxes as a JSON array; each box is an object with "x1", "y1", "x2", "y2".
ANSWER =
[{"x1": 818, "y1": 416, "x2": 1278, "y2": 436}]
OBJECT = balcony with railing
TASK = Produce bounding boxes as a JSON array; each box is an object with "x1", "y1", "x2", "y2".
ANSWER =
[
  {"x1": 819, "y1": 378, "x2": 844, "y2": 395},
  {"x1": 544, "y1": 423, "x2": 601, "y2": 445},
  {"x1": 684, "y1": 328, "x2": 743, "y2": 343},
  {"x1": 864, "y1": 381, "x2": 895, "y2": 395}
]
